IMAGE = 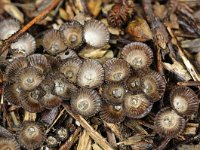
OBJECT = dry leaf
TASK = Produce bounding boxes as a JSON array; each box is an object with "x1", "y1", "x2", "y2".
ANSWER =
[
  {"x1": 2, "y1": 0, "x2": 24, "y2": 23},
  {"x1": 163, "y1": 59, "x2": 192, "y2": 81},
  {"x1": 87, "y1": 0, "x2": 102, "y2": 17},
  {"x1": 59, "y1": 8, "x2": 68, "y2": 20},
  {"x1": 126, "y1": 17, "x2": 153, "y2": 41},
  {"x1": 78, "y1": 46, "x2": 108, "y2": 59}
]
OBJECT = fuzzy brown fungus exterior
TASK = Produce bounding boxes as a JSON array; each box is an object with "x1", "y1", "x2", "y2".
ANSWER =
[
  {"x1": 71, "y1": 88, "x2": 102, "y2": 117},
  {"x1": 50, "y1": 72, "x2": 77, "y2": 99},
  {"x1": 16, "y1": 66, "x2": 44, "y2": 91},
  {"x1": 27, "y1": 54, "x2": 51, "y2": 74},
  {"x1": 4, "y1": 82, "x2": 21, "y2": 106},
  {"x1": 123, "y1": 93, "x2": 153, "y2": 119},
  {"x1": 77, "y1": 59, "x2": 104, "y2": 88},
  {"x1": 20, "y1": 87, "x2": 45, "y2": 113},
  {"x1": 60, "y1": 20, "x2": 84, "y2": 49},
  {"x1": 59, "y1": 58, "x2": 82, "y2": 83},
  {"x1": 107, "y1": 0, "x2": 134, "y2": 27},
  {"x1": 5, "y1": 57, "x2": 28, "y2": 81},
  {"x1": 121, "y1": 42, "x2": 153, "y2": 70},
  {"x1": 84, "y1": 19, "x2": 110, "y2": 48},
  {"x1": 0, "y1": 19, "x2": 20, "y2": 40},
  {"x1": 154, "y1": 107, "x2": 186, "y2": 138},
  {"x1": 100, "y1": 103, "x2": 125, "y2": 123},
  {"x1": 10, "y1": 33, "x2": 36, "y2": 58},
  {"x1": 102, "y1": 83, "x2": 126, "y2": 104},
  {"x1": 141, "y1": 70, "x2": 166, "y2": 102},
  {"x1": 42, "y1": 29, "x2": 67, "y2": 55},
  {"x1": 170, "y1": 86, "x2": 199, "y2": 117},
  {"x1": 17, "y1": 121, "x2": 45, "y2": 150},
  {"x1": 39, "y1": 92, "x2": 62, "y2": 109},
  {"x1": 104, "y1": 58, "x2": 131, "y2": 83},
  {"x1": 0, "y1": 138, "x2": 20, "y2": 150}
]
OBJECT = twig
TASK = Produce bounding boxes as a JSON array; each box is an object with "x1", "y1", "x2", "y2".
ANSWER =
[
  {"x1": 23, "y1": 111, "x2": 36, "y2": 121},
  {"x1": 142, "y1": 0, "x2": 169, "y2": 50},
  {"x1": 156, "y1": 46, "x2": 164, "y2": 75},
  {"x1": 170, "y1": 132, "x2": 200, "y2": 150},
  {"x1": 167, "y1": 27, "x2": 200, "y2": 82},
  {"x1": 59, "y1": 127, "x2": 81, "y2": 150},
  {"x1": 177, "y1": 81, "x2": 200, "y2": 86},
  {"x1": 46, "y1": 108, "x2": 65, "y2": 134},
  {"x1": 63, "y1": 104, "x2": 114, "y2": 150},
  {"x1": 10, "y1": 112, "x2": 20, "y2": 126},
  {"x1": 77, "y1": 129, "x2": 92, "y2": 150},
  {"x1": 0, "y1": 0, "x2": 61, "y2": 55},
  {"x1": 142, "y1": 1, "x2": 167, "y2": 104},
  {"x1": 104, "y1": 123, "x2": 117, "y2": 148},
  {"x1": 158, "y1": 138, "x2": 171, "y2": 150},
  {"x1": 103, "y1": 121, "x2": 123, "y2": 141}
]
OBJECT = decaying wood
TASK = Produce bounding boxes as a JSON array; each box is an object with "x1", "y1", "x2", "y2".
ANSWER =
[
  {"x1": 177, "y1": 81, "x2": 200, "y2": 86},
  {"x1": 10, "y1": 111, "x2": 20, "y2": 126},
  {"x1": 124, "y1": 120, "x2": 149, "y2": 135},
  {"x1": 59, "y1": 127, "x2": 81, "y2": 150},
  {"x1": 63, "y1": 104, "x2": 114, "y2": 150},
  {"x1": 103, "y1": 121, "x2": 123, "y2": 141},
  {"x1": 158, "y1": 138, "x2": 171, "y2": 150},
  {"x1": 23, "y1": 111, "x2": 36, "y2": 121},
  {"x1": 105, "y1": 128, "x2": 117, "y2": 148},
  {"x1": 77, "y1": 129, "x2": 92, "y2": 150},
  {"x1": 167, "y1": 27, "x2": 200, "y2": 82}
]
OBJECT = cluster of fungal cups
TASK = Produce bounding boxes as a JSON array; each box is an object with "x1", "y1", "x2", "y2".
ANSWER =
[{"x1": 1, "y1": 17, "x2": 200, "y2": 149}]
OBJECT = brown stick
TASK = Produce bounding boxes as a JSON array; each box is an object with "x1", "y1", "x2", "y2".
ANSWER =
[
  {"x1": 59, "y1": 127, "x2": 81, "y2": 150},
  {"x1": 142, "y1": 0, "x2": 169, "y2": 50},
  {"x1": 177, "y1": 81, "x2": 200, "y2": 86},
  {"x1": 63, "y1": 104, "x2": 114, "y2": 150},
  {"x1": 158, "y1": 138, "x2": 171, "y2": 150},
  {"x1": 167, "y1": 27, "x2": 200, "y2": 82},
  {"x1": 0, "y1": 0, "x2": 61, "y2": 55},
  {"x1": 46, "y1": 108, "x2": 65, "y2": 134},
  {"x1": 142, "y1": 0, "x2": 167, "y2": 82}
]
